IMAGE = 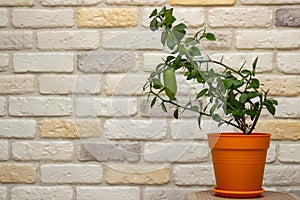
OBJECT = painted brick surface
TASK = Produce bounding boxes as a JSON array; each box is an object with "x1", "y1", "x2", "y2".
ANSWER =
[
  {"x1": 241, "y1": 0, "x2": 300, "y2": 4},
  {"x1": 11, "y1": 187, "x2": 73, "y2": 200},
  {"x1": 12, "y1": 9, "x2": 74, "y2": 28},
  {"x1": 208, "y1": 8, "x2": 272, "y2": 28},
  {"x1": 78, "y1": 142, "x2": 140, "y2": 162},
  {"x1": 279, "y1": 144, "x2": 300, "y2": 163},
  {"x1": 106, "y1": 0, "x2": 166, "y2": 5},
  {"x1": 106, "y1": 165, "x2": 170, "y2": 185},
  {"x1": 277, "y1": 53, "x2": 300, "y2": 74},
  {"x1": 0, "y1": 75, "x2": 34, "y2": 94},
  {"x1": 173, "y1": 165, "x2": 215, "y2": 186},
  {"x1": 78, "y1": 8, "x2": 137, "y2": 28},
  {"x1": 40, "y1": 0, "x2": 101, "y2": 6},
  {"x1": 144, "y1": 188, "x2": 203, "y2": 200},
  {"x1": 0, "y1": 164, "x2": 36, "y2": 183},
  {"x1": 0, "y1": 9, "x2": 7, "y2": 27},
  {"x1": 267, "y1": 144, "x2": 277, "y2": 163},
  {"x1": 275, "y1": 97, "x2": 300, "y2": 118},
  {"x1": 0, "y1": 140, "x2": 9, "y2": 161},
  {"x1": 170, "y1": 0, "x2": 235, "y2": 5},
  {"x1": 9, "y1": 97, "x2": 72, "y2": 116},
  {"x1": 276, "y1": 8, "x2": 300, "y2": 27},
  {"x1": 0, "y1": 119, "x2": 36, "y2": 138},
  {"x1": 39, "y1": 119, "x2": 101, "y2": 139},
  {"x1": 0, "y1": 53, "x2": 8, "y2": 72},
  {"x1": 39, "y1": 75, "x2": 101, "y2": 94},
  {"x1": 77, "y1": 187, "x2": 140, "y2": 200},
  {"x1": 0, "y1": 97, "x2": 5, "y2": 116},
  {"x1": 37, "y1": 31, "x2": 100, "y2": 50},
  {"x1": 0, "y1": 187, "x2": 6, "y2": 200},
  {"x1": 75, "y1": 97, "x2": 138, "y2": 117},
  {"x1": 104, "y1": 119, "x2": 167, "y2": 140},
  {"x1": 0, "y1": 31, "x2": 32, "y2": 50},
  {"x1": 12, "y1": 141, "x2": 74, "y2": 161},
  {"x1": 40, "y1": 164, "x2": 103, "y2": 184},
  {"x1": 200, "y1": 31, "x2": 232, "y2": 50},
  {"x1": 264, "y1": 165, "x2": 300, "y2": 185},
  {"x1": 13, "y1": 53, "x2": 74, "y2": 73},
  {"x1": 0, "y1": 0, "x2": 34, "y2": 6},
  {"x1": 77, "y1": 52, "x2": 138, "y2": 73}
]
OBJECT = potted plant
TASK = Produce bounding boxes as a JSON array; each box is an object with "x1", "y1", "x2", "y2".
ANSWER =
[{"x1": 143, "y1": 7, "x2": 278, "y2": 198}]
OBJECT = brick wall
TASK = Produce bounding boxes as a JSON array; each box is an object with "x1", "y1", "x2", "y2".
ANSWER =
[{"x1": 0, "y1": 0, "x2": 299, "y2": 199}]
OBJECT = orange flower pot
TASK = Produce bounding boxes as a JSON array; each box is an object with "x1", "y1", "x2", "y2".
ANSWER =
[{"x1": 208, "y1": 133, "x2": 271, "y2": 198}]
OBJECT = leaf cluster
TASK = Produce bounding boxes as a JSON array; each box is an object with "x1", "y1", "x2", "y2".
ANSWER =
[{"x1": 144, "y1": 7, "x2": 278, "y2": 135}]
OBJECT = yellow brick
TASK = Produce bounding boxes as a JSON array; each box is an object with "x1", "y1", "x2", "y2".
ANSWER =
[
  {"x1": 106, "y1": 165, "x2": 170, "y2": 185},
  {"x1": 256, "y1": 120, "x2": 300, "y2": 140},
  {"x1": 39, "y1": 119, "x2": 101, "y2": 139},
  {"x1": 170, "y1": 0, "x2": 235, "y2": 5},
  {"x1": 77, "y1": 8, "x2": 138, "y2": 28},
  {"x1": 259, "y1": 76, "x2": 300, "y2": 97},
  {"x1": 0, "y1": 163, "x2": 36, "y2": 183}
]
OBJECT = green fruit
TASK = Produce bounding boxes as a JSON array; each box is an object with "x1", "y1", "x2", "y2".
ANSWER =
[{"x1": 163, "y1": 67, "x2": 177, "y2": 100}]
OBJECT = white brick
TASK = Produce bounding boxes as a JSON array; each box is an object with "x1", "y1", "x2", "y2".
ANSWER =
[
  {"x1": 142, "y1": 8, "x2": 204, "y2": 28},
  {"x1": 0, "y1": 187, "x2": 6, "y2": 200},
  {"x1": 75, "y1": 97, "x2": 137, "y2": 117},
  {"x1": 9, "y1": 97, "x2": 72, "y2": 116},
  {"x1": 208, "y1": 8, "x2": 272, "y2": 28},
  {"x1": 77, "y1": 187, "x2": 140, "y2": 200},
  {"x1": 236, "y1": 30, "x2": 300, "y2": 49},
  {"x1": 277, "y1": 53, "x2": 300, "y2": 74},
  {"x1": 0, "y1": 97, "x2": 5, "y2": 116},
  {"x1": 210, "y1": 52, "x2": 273, "y2": 73},
  {"x1": 41, "y1": 164, "x2": 103, "y2": 184},
  {"x1": 12, "y1": 141, "x2": 74, "y2": 161},
  {"x1": 37, "y1": 31, "x2": 100, "y2": 50},
  {"x1": 142, "y1": 52, "x2": 168, "y2": 72},
  {"x1": 241, "y1": 0, "x2": 300, "y2": 4},
  {"x1": 40, "y1": 0, "x2": 100, "y2": 6},
  {"x1": 103, "y1": 31, "x2": 162, "y2": 50},
  {"x1": 144, "y1": 142, "x2": 209, "y2": 163},
  {"x1": 12, "y1": 9, "x2": 74, "y2": 28},
  {"x1": 106, "y1": 0, "x2": 166, "y2": 5},
  {"x1": 0, "y1": 119, "x2": 36, "y2": 138},
  {"x1": 275, "y1": 97, "x2": 300, "y2": 118},
  {"x1": 144, "y1": 188, "x2": 203, "y2": 200},
  {"x1": 264, "y1": 165, "x2": 300, "y2": 185},
  {"x1": 0, "y1": 0, "x2": 34, "y2": 6},
  {"x1": 0, "y1": 9, "x2": 8, "y2": 27},
  {"x1": 0, "y1": 140, "x2": 9, "y2": 161},
  {"x1": 13, "y1": 53, "x2": 74, "y2": 73},
  {"x1": 279, "y1": 144, "x2": 300, "y2": 163},
  {"x1": 11, "y1": 186, "x2": 73, "y2": 200},
  {"x1": 0, "y1": 75, "x2": 34, "y2": 94},
  {"x1": 170, "y1": 120, "x2": 234, "y2": 140},
  {"x1": 105, "y1": 74, "x2": 147, "y2": 96},
  {"x1": 0, "y1": 31, "x2": 32, "y2": 50},
  {"x1": 173, "y1": 165, "x2": 215, "y2": 186},
  {"x1": 0, "y1": 53, "x2": 8, "y2": 72},
  {"x1": 104, "y1": 119, "x2": 167, "y2": 140},
  {"x1": 39, "y1": 75, "x2": 101, "y2": 95},
  {"x1": 267, "y1": 144, "x2": 276, "y2": 163}
]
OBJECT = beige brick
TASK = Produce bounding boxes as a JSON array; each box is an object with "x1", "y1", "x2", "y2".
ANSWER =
[
  {"x1": 208, "y1": 8, "x2": 272, "y2": 28},
  {"x1": 258, "y1": 75, "x2": 300, "y2": 96},
  {"x1": 106, "y1": 165, "x2": 170, "y2": 185},
  {"x1": 256, "y1": 120, "x2": 300, "y2": 140},
  {"x1": 170, "y1": 0, "x2": 235, "y2": 5},
  {"x1": 106, "y1": 0, "x2": 166, "y2": 5},
  {"x1": 0, "y1": 31, "x2": 32, "y2": 50},
  {"x1": 0, "y1": 53, "x2": 8, "y2": 72},
  {"x1": 241, "y1": 0, "x2": 300, "y2": 4},
  {"x1": 0, "y1": 75, "x2": 34, "y2": 94},
  {"x1": 0, "y1": 0, "x2": 34, "y2": 6},
  {"x1": 78, "y1": 8, "x2": 137, "y2": 28},
  {"x1": 40, "y1": 0, "x2": 101, "y2": 6},
  {"x1": 39, "y1": 119, "x2": 101, "y2": 139},
  {"x1": 12, "y1": 9, "x2": 74, "y2": 28},
  {"x1": 0, "y1": 163, "x2": 36, "y2": 183}
]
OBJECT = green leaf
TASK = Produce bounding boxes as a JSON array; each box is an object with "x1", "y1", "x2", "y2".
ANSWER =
[
  {"x1": 185, "y1": 37, "x2": 198, "y2": 46},
  {"x1": 173, "y1": 23, "x2": 187, "y2": 31},
  {"x1": 149, "y1": 9, "x2": 157, "y2": 18},
  {"x1": 250, "y1": 79, "x2": 260, "y2": 89},
  {"x1": 161, "y1": 103, "x2": 167, "y2": 113},
  {"x1": 153, "y1": 78, "x2": 163, "y2": 89},
  {"x1": 151, "y1": 97, "x2": 157, "y2": 108},
  {"x1": 270, "y1": 99, "x2": 278, "y2": 105},
  {"x1": 190, "y1": 47, "x2": 201, "y2": 57},
  {"x1": 191, "y1": 106, "x2": 199, "y2": 112},
  {"x1": 150, "y1": 19, "x2": 158, "y2": 31},
  {"x1": 205, "y1": 33, "x2": 216, "y2": 41},
  {"x1": 239, "y1": 93, "x2": 248, "y2": 103},
  {"x1": 252, "y1": 57, "x2": 258, "y2": 72},
  {"x1": 264, "y1": 101, "x2": 276, "y2": 115},
  {"x1": 172, "y1": 29, "x2": 186, "y2": 41},
  {"x1": 173, "y1": 108, "x2": 179, "y2": 119},
  {"x1": 223, "y1": 79, "x2": 233, "y2": 89},
  {"x1": 247, "y1": 91, "x2": 259, "y2": 99},
  {"x1": 196, "y1": 88, "x2": 208, "y2": 99},
  {"x1": 161, "y1": 31, "x2": 168, "y2": 45},
  {"x1": 241, "y1": 69, "x2": 252, "y2": 75},
  {"x1": 210, "y1": 102, "x2": 219, "y2": 115},
  {"x1": 166, "y1": 55, "x2": 175, "y2": 63},
  {"x1": 212, "y1": 114, "x2": 221, "y2": 122},
  {"x1": 166, "y1": 35, "x2": 176, "y2": 50}
]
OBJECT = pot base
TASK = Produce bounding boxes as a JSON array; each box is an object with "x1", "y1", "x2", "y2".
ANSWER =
[{"x1": 213, "y1": 187, "x2": 265, "y2": 198}]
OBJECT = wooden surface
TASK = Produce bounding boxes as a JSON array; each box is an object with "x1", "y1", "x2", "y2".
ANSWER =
[{"x1": 186, "y1": 191, "x2": 300, "y2": 200}]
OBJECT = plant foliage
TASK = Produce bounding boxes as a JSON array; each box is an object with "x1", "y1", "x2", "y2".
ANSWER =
[{"x1": 143, "y1": 7, "x2": 278, "y2": 135}]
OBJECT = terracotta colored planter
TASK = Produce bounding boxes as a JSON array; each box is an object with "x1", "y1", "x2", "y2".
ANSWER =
[{"x1": 208, "y1": 133, "x2": 271, "y2": 198}]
